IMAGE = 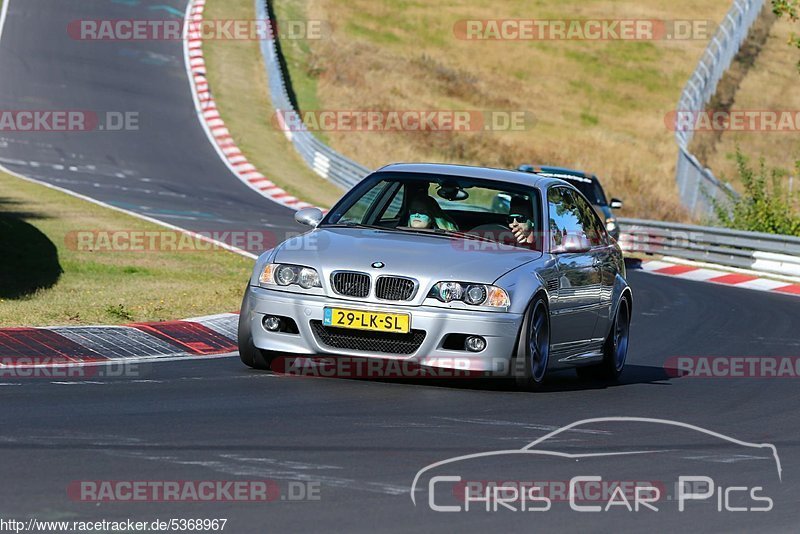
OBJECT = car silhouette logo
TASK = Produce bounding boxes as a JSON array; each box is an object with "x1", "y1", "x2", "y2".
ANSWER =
[{"x1": 410, "y1": 416, "x2": 783, "y2": 506}]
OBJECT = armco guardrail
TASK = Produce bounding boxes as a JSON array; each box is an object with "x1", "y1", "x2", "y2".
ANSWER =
[
  {"x1": 619, "y1": 218, "x2": 800, "y2": 278},
  {"x1": 256, "y1": 0, "x2": 370, "y2": 191},
  {"x1": 673, "y1": 0, "x2": 764, "y2": 216}
]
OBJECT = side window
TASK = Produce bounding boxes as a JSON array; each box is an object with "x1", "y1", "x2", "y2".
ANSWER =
[
  {"x1": 570, "y1": 190, "x2": 608, "y2": 247},
  {"x1": 547, "y1": 187, "x2": 591, "y2": 251}
]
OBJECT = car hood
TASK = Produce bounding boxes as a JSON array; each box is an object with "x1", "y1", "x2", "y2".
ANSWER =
[{"x1": 274, "y1": 227, "x2": 542, "y2": 288}]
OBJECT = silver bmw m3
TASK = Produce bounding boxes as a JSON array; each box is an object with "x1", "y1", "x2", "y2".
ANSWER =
[{"x1": 238, "y1": 163, "x2": 632, "y2": 389}]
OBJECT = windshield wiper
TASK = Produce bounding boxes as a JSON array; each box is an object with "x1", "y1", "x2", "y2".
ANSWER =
[
  {"x1": 325, "y1": 224, "x2": 508, "y2": 245},
  {"x1": 323, "y1": 222, "x2": 400, "y2": 232},
  {"x1": 393, "y1": 226, "x2": 497, "y2": 244}
]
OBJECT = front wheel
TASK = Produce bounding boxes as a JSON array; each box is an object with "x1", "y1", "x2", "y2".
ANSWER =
[
  {"x1": 237, "y1": 325, "x2": 273, "y2": 370},
  {"x1": 514, "y1": 296, "x2": 551, "y2": 391},
  {"x1": 577, "y1": 296, "x2": 630, "y2": 381},
  {"x1": 237, "y1": 289, "x2": 273, "y2": 370}
]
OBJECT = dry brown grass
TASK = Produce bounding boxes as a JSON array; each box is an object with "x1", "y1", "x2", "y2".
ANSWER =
[
  {"x1": 699, "y1": 17, "x2": 800, "y2": 190},
  {"x1": 278, "y1": 0, "x2": 733, "y2": 221},
  {"x1": 689, "y1": 6, "x2": 776, "y2": 166}
]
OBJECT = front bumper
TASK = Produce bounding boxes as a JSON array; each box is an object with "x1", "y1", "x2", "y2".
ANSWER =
[{"x1": 242, "y1": 285, "x2": 523, "y2": 373}]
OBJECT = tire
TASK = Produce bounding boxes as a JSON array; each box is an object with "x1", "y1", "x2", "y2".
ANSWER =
[
  {"x1": 576, "y1": 296, "x2": 630, "y2": 381},
  {"x1": 513, "y1": 296, "x2": 551, "y2": 391},
  {"x1": 237, "y1": 290, "x2": 273, "y2": 370}
]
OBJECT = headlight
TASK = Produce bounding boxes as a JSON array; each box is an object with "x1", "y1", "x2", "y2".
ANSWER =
[
  {"x1": 606, "y1": 219, "x2": 618, "y2": 233},
  {"x1": 464, "y1": 284, "x2": 487, "y2": 305},
  {"x1": 297, "y1": 267, "x2": 320, "y2": 289},
  {"x1": 437, "y1": 282, "x2": 463, "y2": 302},
  {"x1": 429, "y1": 282, "x2": 510, "y2": 308},
  {"x1": 275, "y1": 265, "x2": 299, "y2": 286},
  {"x1": 259, "y1": 263, "x2": 321, "y2": 289}
]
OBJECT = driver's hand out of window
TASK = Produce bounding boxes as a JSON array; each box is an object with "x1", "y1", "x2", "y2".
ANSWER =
[{"x1": 509, "y1": 219, "x2": 534, "y2": 244}]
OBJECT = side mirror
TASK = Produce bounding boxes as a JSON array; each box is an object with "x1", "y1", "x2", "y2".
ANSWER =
[
  {"x1": 609, "y1": 198, "x2": 623, "y2": 209},
  {"x1": 551, "y1": 234, "x2": 592, "y2": 254},
  {"x1": 552, "y1": 241, "x2": 590, "y2": 254},
  {"x1": 294, "y1": 207, "x2": 323, "y2": 227}
]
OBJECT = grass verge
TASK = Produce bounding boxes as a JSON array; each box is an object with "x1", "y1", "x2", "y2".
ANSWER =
[
  {"x1": 202, "y1": 0, "x2": 344, "y2": 208},
  {"x1": 0, "y1": 171, "x2": 253, "y2": 327}
]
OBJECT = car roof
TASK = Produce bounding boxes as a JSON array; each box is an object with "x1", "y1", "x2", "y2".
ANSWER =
[
  {"x1": 522, "y1": 165, "x2": 598, "y2": 183},
  {"x1": 375, "y1": 162, "x2": 546, "y2": 188}
]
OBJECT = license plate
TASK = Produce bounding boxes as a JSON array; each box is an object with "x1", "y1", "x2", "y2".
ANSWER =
[{"x1": 323, "y1": 307, "x2": 410, "y2": 333}]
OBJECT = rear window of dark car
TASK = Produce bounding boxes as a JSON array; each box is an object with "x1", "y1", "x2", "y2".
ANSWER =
[{"x1": 563, "y1": 177, "x2": 608, "y2": 206}]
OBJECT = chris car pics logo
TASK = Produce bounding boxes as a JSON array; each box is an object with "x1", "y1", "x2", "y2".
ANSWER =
[{"x1": 410, "y1": 417, "x2": 781, "y2": 513}]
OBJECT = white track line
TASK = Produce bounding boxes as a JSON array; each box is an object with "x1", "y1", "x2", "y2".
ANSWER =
[
  {"x1": 0, "y1": 165, "x2": 257, "y2": 259},
  {"x1": 0, "y1": 0, "x2": 10, "y2": 45}
]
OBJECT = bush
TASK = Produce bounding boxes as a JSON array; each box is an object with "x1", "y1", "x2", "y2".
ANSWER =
[
  {"x1": 772, "y1": 0, "x2": 800, "y2": 72},
  {"x1": 709, "y1": 149, "x2": 800, "y2": 236}
]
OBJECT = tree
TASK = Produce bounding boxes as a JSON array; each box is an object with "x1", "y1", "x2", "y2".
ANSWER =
[
  {"x1": 772, "y1": 0, "x2": 800, "y2": 72},
  {"x1": 709, "y1": 148, "x2": 800, "y2": 236}
]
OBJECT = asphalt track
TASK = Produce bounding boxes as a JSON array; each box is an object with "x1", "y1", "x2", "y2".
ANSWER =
[
  {"x1": 1, "y1": 1, "x2": 800, "y2": 532},
  {"x1": 0, "y1": 0, "x2": 301, "y2": 244}
]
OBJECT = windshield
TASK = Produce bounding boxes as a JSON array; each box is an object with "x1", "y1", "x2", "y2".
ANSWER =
[{"x1": 324, "y1": 172, "x2": 543, "y2": 250}]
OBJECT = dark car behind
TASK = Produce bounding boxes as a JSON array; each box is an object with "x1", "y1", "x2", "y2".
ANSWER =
[{"x1": 517, "y1": 165, "x2": 623, "y2": 240}]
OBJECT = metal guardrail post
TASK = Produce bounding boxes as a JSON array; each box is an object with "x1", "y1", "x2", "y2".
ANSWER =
[{"x1": 256, "y1": 0, "x2": 371, "y2": 191}]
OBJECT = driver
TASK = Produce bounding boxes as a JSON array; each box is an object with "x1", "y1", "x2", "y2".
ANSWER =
[
  {"x1": 406, "y1": 186, "x2": 459, "y2": 231},
  {"x1": 508, "y1": 195, "x2": 536, "y2": 244}
]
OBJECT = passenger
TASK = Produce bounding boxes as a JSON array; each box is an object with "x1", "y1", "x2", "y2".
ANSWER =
[{"x1": 406, "y1": 186, "x2": 459, "y2": 231}]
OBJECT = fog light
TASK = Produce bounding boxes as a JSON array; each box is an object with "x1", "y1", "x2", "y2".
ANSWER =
[
  {"x1": 263, "y1": 315, "x2": 281, "y2": 332},
  {"x1": 465, "y1": 336, "x2": 486, "y2": 352}
]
